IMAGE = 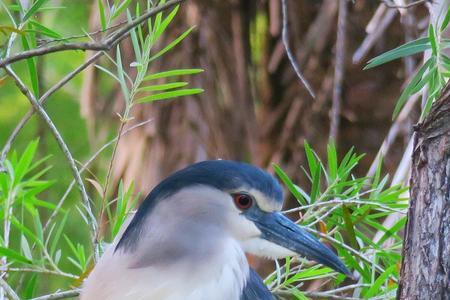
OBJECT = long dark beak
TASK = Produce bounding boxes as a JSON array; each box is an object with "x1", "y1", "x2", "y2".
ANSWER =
[{"x1": 246, "y1": 210, "x2": 352, "y2": 277}]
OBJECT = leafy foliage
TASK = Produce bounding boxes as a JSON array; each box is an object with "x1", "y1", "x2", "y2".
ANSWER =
[
  {"x1": 269, "y1": 143, "x2": 407, "y2": 299},
  {"x1": 365, "y1": 7, "x2": 450, "y2": 119}
]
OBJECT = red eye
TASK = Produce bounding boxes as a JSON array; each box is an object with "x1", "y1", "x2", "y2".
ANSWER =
[{"x1": 233, "y1": 194, "x2": 253, "y2": 210}]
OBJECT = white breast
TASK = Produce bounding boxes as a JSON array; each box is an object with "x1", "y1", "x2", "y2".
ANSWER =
[{"x1": 80, "y1": 237, "x2": 249, "y2": 300}]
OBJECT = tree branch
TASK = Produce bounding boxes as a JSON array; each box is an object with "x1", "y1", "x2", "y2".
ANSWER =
[
  {"x1": 31, "y1": 289, "x2": 80, "y2": 300},
  {"x1": 329, "y1": 0, "x2": 347, "y2": 142},
  {"x1": 4, "y1": 66, "x2": 98, "y2": 246},
  {"x1": 0, "y1": 0, "x2": 183, "y2": 68},
  {"x1": 382, "y1": 0, "x2": 430, "y2": 9},
  {"x1": 281, "y1": 0, "x2": 315, "y2": 98}
]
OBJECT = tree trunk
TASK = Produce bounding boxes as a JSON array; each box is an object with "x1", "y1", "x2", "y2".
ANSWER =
[{"x1": 398, "y1": 83, "x2": 450, "y2": 299}]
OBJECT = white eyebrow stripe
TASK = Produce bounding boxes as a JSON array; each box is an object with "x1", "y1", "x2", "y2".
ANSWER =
[{"x1": 249, "y1": 189, "x2": 283, "y2": 212}]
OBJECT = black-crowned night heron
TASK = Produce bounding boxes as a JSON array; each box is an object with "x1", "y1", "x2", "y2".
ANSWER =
[{"x1": 81, "y1": 160, "x2": 351, "y2": 300}]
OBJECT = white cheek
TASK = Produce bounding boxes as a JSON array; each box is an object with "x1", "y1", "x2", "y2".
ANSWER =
[{"x1": 241, "y1": 238, "x2": 296, "y2": 259}]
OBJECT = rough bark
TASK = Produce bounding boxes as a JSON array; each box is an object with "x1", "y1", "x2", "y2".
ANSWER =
[{"x1": 398, "y1": 83, "x2": 450, "y2": 299}]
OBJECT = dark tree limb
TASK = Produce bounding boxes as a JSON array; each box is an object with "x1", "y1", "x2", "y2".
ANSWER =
[{"x1": 398, "y1": 82, "x2": 450, "y2": 299}]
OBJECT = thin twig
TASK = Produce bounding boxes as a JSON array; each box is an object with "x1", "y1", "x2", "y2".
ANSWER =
[
  {"x1": 303, "y1": 227, "x2": 397, "y2": 282},
  {"x1": 0, "y1": 267, "x2": 78, "y2": 279},
  {"x1": 281, "y1": 0, "x2": 315, "y2": 98},
  {"x1": 353, "y1": 7, "x2": 398, "y2": 64},
  {"x1": 382, "y1": 0, "x2": 429, "y2": 9},
  {"x1": 0, "y1": 0, "x2": 183, "y2": 68},
  {"x1": 329, "y1": 0, "x2": 347, "y2": 142},
  {"x1": 37, "y1": 20, "x2": 128, "y2": 47},
  {"x1": 4, "y1": 66, "x2": 98, "y2": 245},
  {"x1": 43, "y1": 119, "x2": 153, "y2": 233},
  {"x1": 31, "y1": 289, "x2": 80, "y2": 300},
  {"x1": 0, "y1": 277, "x2": 20, "y2": 300},
  {"x1": 284, "y1": 199, "x2": 406, "y2": 214},
  {"x1": 96, "y1": 121, "x2": 125, "y2": 242}
]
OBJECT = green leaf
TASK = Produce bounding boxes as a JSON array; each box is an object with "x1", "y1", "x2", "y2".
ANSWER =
[
  {"x1": 116, "y1": 45, "x2": 130, "y2": 103},
  {"x1": 138, "y1": 82, "x2": 188, "y2": 92},
  {"x1": 149, "y1": 26, "x2": 195, "y2": 62},
  {"x1": 23, "y1": 0, "x2": 49, "y2": 21},
  {"x1": 127, "y1": 10, "x2": 141, "y2": 62},
  {"x1": 273, "y1": 164, "x2": 307, "y2": 205},
  {"x1": 327, "y1": 142, "x2": 338, "y2": 183},
  {"x1": 137, "y1": 88, "x2": 203, "y2": 103},
  {"x1": 364, "y1": 264, "x2": 397, "y2": 298},
  {"x1": 392, "y1": 57, "x2": 434, "y2": 119},
  {"x1": 14, "y1": 139, "x2": 38, "y2": 184},
  {"x1": 310, "y1": 165, "x2": 321, "y2": 202},
  {"x1": 342, "y1": 204, "x2": 359, "y2": 250},
  {"x1": 111, "y1": 0, "x2": 132, "y2": 20},
  {"x1": 303, "y1": 141, "x2": 318, "y2": 178},
  {"x1": 428, "y1": 24, "x2": 438, "y2": 56},
  {"x1": 144, "y1": 68, "x2": 204, "y2": 81},
  {"x1": 21, "y1": 34, "x2": 39, "y2": 98},
  {"x1": 152, "y1": 5, "x2": 179, "y2": 43},
  {"x1": 0, "y1": 246, "x2": 32, "y2": 264},
  {"x1": 29, "y1": 20, "x2": 62, "y2": 38},
  {"x1": 23, "y1": 274, "x2": 38, "y2": 299},
  {"x1": 50, "y1": 212, "x2": 69, "y2": 257},
  {"x1": 440, "y1": 6, "x2": 450, "y2": 32},
  {"x1": 365, "y1": 38, "x2": 430, "y2": 69},
  {"x1": 98, "y1": 0, "x2": 107, "y2": 31}
]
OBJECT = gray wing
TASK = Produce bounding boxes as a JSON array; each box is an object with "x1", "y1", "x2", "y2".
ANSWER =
[{"x1": 240, "y1": 268, "x2": 275, "y2": 300}]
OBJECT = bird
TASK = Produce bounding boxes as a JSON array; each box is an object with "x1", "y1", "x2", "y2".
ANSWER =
[{"x1": 80, "y1": 160, "x2": 351, "y2": 300}]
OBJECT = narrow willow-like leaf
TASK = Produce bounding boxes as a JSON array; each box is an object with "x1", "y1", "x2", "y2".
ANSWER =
[
  {"x1": 127, "y1": 10, "x2": 141, "y2": 62},
  {"x1": 149, "y1": 26, "x2": 195, "y2": 62},
  {"x1": 21, "y1": 34, "x2": 39, "y2": 97},
  {"x1": 428, "y1": 24, "x2": 438, "y2": 56},
  {"x1": 152, "y1": 5, "x2": 179, "y2": 43},
  {"x1": 137, "y1": 88, "x2": 203, "y2": 103},
  {"x1": 0, "y1": 246, "x2": 32, "y2": 264},
  {"x1": 138, "y1": 82, "x2": 188, "y2": 92},
  {"x1": 95, "y1": 64, "x2": 121, "y2": 82},
  {"x1": 273, "y1": 164, "x2": 307, "y2": 205},
  {"x1": 116, "y1": 46, "x2": 130, "y2": 103},
  {"x1": 144, "y1": 68, "x2": 203, "y2": 81},
  {"x1": 392, "y1": 57, "x2": 434, "y2": 119},
  {"x1": 365, "y1": 37, "x2": 430, "y2": 69},
  {"x1": 23, "y1": 0, "x2": 49, "y2": 21},
  {"x1": 364, "y1": 264, "x2": 398, "y2": 298},
  {"x1": 29, "y1": 20, "x2": 62, "y2": 38},
  {"x1": 111, "y1": 0, "x2": 132, "y2": 20},
  {"x1": 98, "y1": 0, "x2": 107, "y2": 31},
  {"x1": 342, "y1": 205, "x2": 359, "y2": 250},
  {"x1": 310, "y1": 166, "x2": 321, "y2": 203},
  {"x1": 441, "y1": 6, "x2": 450, "y2": 32},
  {"x1": 408, "y1": 66, "x2": 437, "y2": 95}
]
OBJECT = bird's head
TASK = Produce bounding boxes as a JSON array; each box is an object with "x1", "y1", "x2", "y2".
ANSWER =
[{"x1": 116, "y1": 160, "x2": 351, "y2": 276}]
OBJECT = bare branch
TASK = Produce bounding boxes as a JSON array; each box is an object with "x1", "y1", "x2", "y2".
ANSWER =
[
  {"x1": 353, "y1": 7, "x2": 397, "y2": 64},
  {"x1": 329, "y1": 0, "x2": 348, "y2": 142},
  {"x1": 31, "y1": 289, "x2": 80, "y2": 300},
  {"x1": 4, "y1": 66, "x2": 98, "y2": 246},
  {"x1": 382, "y1": 0, "x2": 430, "y2": 9},
  {"x1": 0, "y1": 277, "x2": 20, "y2": 300},
  {"x1": 43, "y1": 119, "x2": 153, "y2": 233},
  {"x1": 0, "y1": 0, "x2": 184, "y2": 68},
  {"x1": 281, "y1": 0, "x2": 315, "y2": 98}
]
